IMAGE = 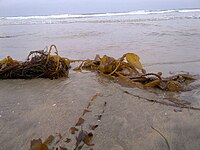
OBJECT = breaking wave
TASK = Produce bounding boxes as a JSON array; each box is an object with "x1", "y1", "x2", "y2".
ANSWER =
[
  {"x1": 0, "y1": 8, "x2": 200, "y2": 25},
  {"x1": 3, "y1": 8, "x2": 200, "y2": 20}
]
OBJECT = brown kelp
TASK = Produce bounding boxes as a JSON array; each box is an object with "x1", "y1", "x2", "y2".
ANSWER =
[
  {"x1": 0, "y1": 44, "x2": 196, "y2": 91},
  {"x1": 70, "y1": 51, "x2": 200, "y2": 110},
  {"x1": 30, "y1": 93, "x2": 105, "y2": 150},
  {"x1": 24, "y1": 45, "x2": 200, "y2": 150},
  {"x1": 0, "y1": 45, "x2": 70, "y2": 79},
  {"x1": 72, "y1": 53, "x2": 196, "y2": 92}
]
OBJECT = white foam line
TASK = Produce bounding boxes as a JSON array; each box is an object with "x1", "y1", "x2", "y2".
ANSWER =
[{"x1": 2, "y1": 9, "x2": 200, "y2": 20}]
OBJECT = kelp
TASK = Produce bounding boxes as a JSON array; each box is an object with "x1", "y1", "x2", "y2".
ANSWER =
[
  {"x1": 73, "y1": 53, "x2": 195, "y2": 92},
  {"x1": 0, "y1": 45, "x2": 69, "y2": 79},
  {"x1": 22, "y1": 46, "x2": 200, "y2": 150},
  {"x1": 30, "y1": 93, "x2": 105, "y2": 150},
  {"x1": 0, "y1": 44, "x2": 196, "y2": 92}
]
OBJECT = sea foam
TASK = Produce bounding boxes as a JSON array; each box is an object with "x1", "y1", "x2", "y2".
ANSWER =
[{"x1": 3, "y1": 8, "x2": 200, "y2": 20}]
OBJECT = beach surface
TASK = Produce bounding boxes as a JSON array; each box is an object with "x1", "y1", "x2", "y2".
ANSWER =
[{"x1": 0, "y1": 9, "x2": 200, "y2": 150}]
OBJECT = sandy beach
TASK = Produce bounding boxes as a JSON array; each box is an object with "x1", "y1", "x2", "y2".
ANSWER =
[
  {"x1": 0, "y1": 72, "x2": 200, "y2": 150},
  {"x1": 0, "y1": 10, "x2": 200, "y2": 150}
]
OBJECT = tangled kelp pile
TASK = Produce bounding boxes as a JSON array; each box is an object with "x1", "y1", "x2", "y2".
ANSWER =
[
  {"x1": 0, "y1": 45, "x2": 69, "y2": 79},
  {"x1": 72, "y1": 53, "x2": 195, "y2": 92}
]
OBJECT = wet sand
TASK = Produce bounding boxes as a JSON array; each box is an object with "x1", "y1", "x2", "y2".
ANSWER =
[
  {"x1": 0, "y1": 72, "x2": 200, "y2": 150},
  {"x1": 1, "y1": 12, "x2": 200, "y2": 150}
]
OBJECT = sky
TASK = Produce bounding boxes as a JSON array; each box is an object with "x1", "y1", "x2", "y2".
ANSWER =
[{"x1": 0, "y1": 0, "x2": 200, "y2": 17}]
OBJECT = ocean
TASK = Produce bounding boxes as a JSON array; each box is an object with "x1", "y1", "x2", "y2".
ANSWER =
[{"x1": 0, "y1": 9, "x2": 200, "y2": 150}]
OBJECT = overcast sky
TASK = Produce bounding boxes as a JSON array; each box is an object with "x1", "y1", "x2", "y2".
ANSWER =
[{"x1": 0, "y1": 0, "x2": 200, "y2": 17}]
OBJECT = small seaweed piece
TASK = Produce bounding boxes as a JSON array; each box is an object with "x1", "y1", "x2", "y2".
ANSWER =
[
  {"x1": 89, "y1": 124, "x2": 99, "y2": 130},
  {"x1": 144, "y1": 79, "x2": 161, "y2": 88},
  {"x1": 83, "y1": 132, "x2": 94, "y2": 146},
  {"x1": 82, "y1": 108, "x2": 92, "y2": 116},
  {"x1": 77, "y1": 144, "x2": 84, "y2": 150},
  {"x1": 43, "y1": 135, "x2": 54, "y2": 145},
  {"x1": 151, "y1": 126, "x2": 170, "y2": 150},
  {"x1": 30, "y1": 138, "x2": 48, "y2": 150},
  {"x1": 91, "y1": 92, "x2": 101, "y2": 101},
  {"x1": 75, "y1": 117, "x2": 85, "y2": 126},
  {"x1": 125, "y1": 53, "x2": 143, "y2": 71},
  {"x1": 59, "y1": 146, "x2": 68, "y2": 150},
  {"x1": 69, "y1": 127, "x2": 79, "y2": 134},
  {"x1": 64, "y1": 138, "x2": 71, "y2": 143},
  {"x1": 74, "y1": 130, "x2": 88, "y2": 149}
]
